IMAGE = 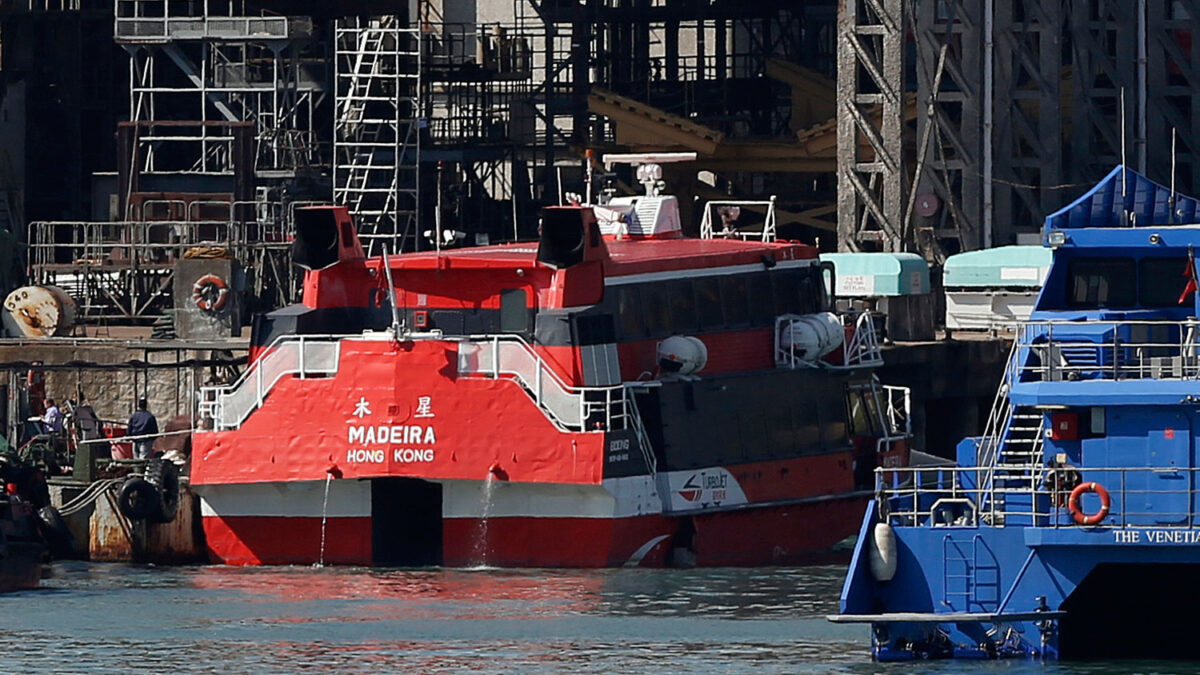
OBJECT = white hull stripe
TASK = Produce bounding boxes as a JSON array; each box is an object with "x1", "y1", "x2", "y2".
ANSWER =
[
  {"x1": 195, "y1": 475, "x2": 663, "y2": 520},
  {"x1": 605, "y1": 258, "x2": 818, "y2": 286}
]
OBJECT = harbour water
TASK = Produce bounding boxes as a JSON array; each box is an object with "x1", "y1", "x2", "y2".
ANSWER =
[{"x1": 0, "y1": 562, "x2": 1188, "y2": 673}]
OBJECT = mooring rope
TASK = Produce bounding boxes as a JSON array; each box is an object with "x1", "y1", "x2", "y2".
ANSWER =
[{"x1": 58, "y1": 478, "x2": 123, "y2": 517}]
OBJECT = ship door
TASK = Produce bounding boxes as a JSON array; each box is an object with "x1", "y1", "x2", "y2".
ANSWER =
[
  {"x1": 573, "y1": 314, "x2": 620, "y2": 386},
  {"x1": 1105, "y1": 409, "x2": 1190, "y2": 525},
  {"x1": 371, "y1": 477, "x2": 443, "y2": 566}
]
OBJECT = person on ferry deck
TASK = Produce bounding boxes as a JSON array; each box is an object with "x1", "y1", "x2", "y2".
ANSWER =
[
  {"x1": 41, "y1": 398, "x2": 63, "y2": 434},
  {"x1": 127, "y1": 398, "x2": 159, "y2": 459}
]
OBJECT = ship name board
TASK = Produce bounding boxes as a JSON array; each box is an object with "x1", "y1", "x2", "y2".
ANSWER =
[
  {"x1": 1113, "y1": 529, "x2": 1200, "y2": 544},
  {"x1": 348, "y1": 424, "x2": 437, "y2": 446}
]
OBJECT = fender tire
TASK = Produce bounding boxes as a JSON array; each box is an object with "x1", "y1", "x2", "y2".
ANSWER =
[
  {"x1": 144, "y1": 459, "x2": 180, "y2": 524},
  {"x1": 36, "y1": 505, "x2": 76, "y2": 558},
  {"x1": 118, "y1": 477, "x2": 161, "y2": 521}
]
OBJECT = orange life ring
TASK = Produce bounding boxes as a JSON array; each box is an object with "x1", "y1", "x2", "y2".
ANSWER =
[
  {"x1": 192, "y1": 274, "x2": 229, "y2": 312},
  {"x1": 1068, "y1": 481, "x2": 1110, "y2": 526}
]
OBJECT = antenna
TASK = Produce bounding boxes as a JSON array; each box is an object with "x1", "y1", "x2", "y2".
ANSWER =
[
  {"x1": 1121, "y1": 87, "x2": 1127, "y2": 199},
  {"x1": 584, "y1": 148, "x2": 594, "y2": 205},
  {"x1": 1172, "y1": 127, "x2": 1178, "y2": 223},
  {"x1": 435, "y1": 161, "x2": 443, "y2": 255},
  {"x1": 381, "y1": 244, "x2": 403, "y2": 337}
]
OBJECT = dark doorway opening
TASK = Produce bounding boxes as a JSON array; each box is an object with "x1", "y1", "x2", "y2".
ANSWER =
[
  {"x1": 371, "y1": 478, "x2": 443, "y2": 566},
  {"x1": 1059, "y1": 562, "x2": 1200, "y2": 659}
]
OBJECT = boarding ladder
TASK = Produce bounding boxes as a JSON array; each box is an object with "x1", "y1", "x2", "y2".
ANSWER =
[{"x1": 976, "y1": 339, "x2": 1045, "y2": 522}]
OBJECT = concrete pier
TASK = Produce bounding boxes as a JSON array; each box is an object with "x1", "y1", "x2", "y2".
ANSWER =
[{"x1": 879, "y1": 335, "x2": 1011, "y2": 458}]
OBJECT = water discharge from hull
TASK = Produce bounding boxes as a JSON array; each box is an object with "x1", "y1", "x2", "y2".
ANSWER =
[
  {"x1": 315, "y1": 473, "x2": 332, "y2": 568},
  {"x1": 469, "y1": 475, "x2": 498, "y2": 568}
]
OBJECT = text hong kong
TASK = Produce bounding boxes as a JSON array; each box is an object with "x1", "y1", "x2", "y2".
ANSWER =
[{"x1": 346, "y1": 424, "x2": 437, "y2": 464}]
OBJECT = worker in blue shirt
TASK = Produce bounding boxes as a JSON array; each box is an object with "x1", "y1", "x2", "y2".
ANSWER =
[
  {"x1": 127, "y1": 398, "x2": 159, "y2": 460},
  {"x1": 42, "y1": 398, "x2": 63, "y2": 435}
]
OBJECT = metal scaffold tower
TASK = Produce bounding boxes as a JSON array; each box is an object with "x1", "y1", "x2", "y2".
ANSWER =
[
  {"x1": 114, "y1": 0, "x2": 327, "y2": 185},
  {"x1": 836, "y1": 0, "x2": 906, "y2": 254},
  {"x1": 333, "y1": 18, "x2": 422, "y2": 256},
  {"x1": 838, "y1": 0, "x2": 1200, "y2": 256}
]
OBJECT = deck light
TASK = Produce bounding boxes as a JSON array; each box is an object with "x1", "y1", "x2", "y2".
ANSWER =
[{"x1": 1047, "y1": 230, "x2": 1067, "y2": 247}]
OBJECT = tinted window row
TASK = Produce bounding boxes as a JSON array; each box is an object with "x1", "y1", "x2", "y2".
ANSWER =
[
  {"x1": 615, "y1": 267, "x2": 827, "y2": 339},
  {"x1": 1067, "y1": 257, "x2": 1190, "y2": 309}
]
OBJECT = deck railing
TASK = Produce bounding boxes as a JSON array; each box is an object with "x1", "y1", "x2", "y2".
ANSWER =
[
  {"x1": 457, "y1": 334, "x2": 659, "y2": 476},
  {"x1": 879, "y1": 465, "x2": 1200, "y2": 529},
  {"x1": 198, "y1": 334, "x2": 341, "y2": 430},
  {"x1": 1015, "y1": 319, "x2": 1200, "y2": 382}
]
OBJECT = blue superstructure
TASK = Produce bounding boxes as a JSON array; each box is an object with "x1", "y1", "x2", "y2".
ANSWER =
[{"x1": 832, "y1": 166, "x2": 1200, "y2": 660}]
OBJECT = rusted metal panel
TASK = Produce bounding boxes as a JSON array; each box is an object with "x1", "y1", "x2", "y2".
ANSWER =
[
  {"x1": 2, "y1": 285, "x2": 76, "y2": 338},
  {"x1": 89, "y1": 482, "x2": 205, "y2": 564}
]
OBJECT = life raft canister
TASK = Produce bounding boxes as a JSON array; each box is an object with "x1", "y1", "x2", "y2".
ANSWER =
[
  {"x1": 1068, "y1": 481, "x2": 1110, "y2": 526},
  {"x1": 191, "y1": 273, "x2": 229, "y2": 312}
]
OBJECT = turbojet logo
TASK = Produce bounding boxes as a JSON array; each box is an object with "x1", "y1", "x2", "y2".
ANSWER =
[
  {"x1": 345, "y1": 397, "x2": 438, "y2": 464},
  {"x1": 677, "y1": 471, "x2": 728, "y2": 504}
]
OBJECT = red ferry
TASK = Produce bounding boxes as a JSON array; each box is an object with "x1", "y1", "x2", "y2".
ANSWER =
[{"x1": 192, "y1": 158, "x2": 910, "y2": 567}]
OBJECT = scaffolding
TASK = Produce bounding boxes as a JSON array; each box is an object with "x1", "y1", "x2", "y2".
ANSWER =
[
  {"x1": 333, "y1": 18, "x2": 421, "y2": 256},
  {"x1": 114, "y1": 0, "x2": 327, "y2": 184},
  {"x1": 837, "y1": 0, "x2": 1200, "y2": 256}
]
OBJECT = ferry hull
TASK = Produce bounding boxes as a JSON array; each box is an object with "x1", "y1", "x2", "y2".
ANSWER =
[{"x1": 197, "y1": 479, "x2": 872, "y2": 568}]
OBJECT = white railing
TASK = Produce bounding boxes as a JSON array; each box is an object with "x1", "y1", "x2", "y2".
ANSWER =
[
  {"x1": 1016, "y1": 319, "x2": 1200, "y2": 382},
  {"x1": 774, "y1": 311, "x2": 884, "y2": 370},
  {"x1": 880, "y1": 465, "x2": 1200, "y2": 530},
  {"x1": 199, "y1": 334, "x2": 341, "y2": 430},
  {"x1": 699, "y1": 196, "x2": 777, "y2": 242},
  {"x1": 974, "y1": 339, "x2": 1022, "y2": 502},
  {"x1": 882, "y1": 384, "x2": 912, "y2": 437},
  {"x1": 115, "y1": 16, "x2": 291, "y2": 41},
  {"x1": 457, "y1": 335, "x2": 637, "y2": 431},
  {"x1": 842, "y1": 311, "x2": 885, "y2": 368}
]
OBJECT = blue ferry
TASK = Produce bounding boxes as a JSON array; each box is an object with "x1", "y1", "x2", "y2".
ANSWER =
[{"x1": 831, "y1": 166, "x2": 1200, "y2": 660}]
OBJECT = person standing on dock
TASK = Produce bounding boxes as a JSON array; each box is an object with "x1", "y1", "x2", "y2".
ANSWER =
[
  {"x1": 127, "y1": 398, "x2": 159, "y2": 460},
  {"x1": 41, "y1": 398, "x2": 63, "y2": 435}
]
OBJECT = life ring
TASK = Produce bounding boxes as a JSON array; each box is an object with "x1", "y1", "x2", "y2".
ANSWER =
[
  {"x1": 1068, "y1": 481, "x2": 1110, "y2": 526},
  {"x1": 192, "y1": 274, "x2": 228, "y2": 312}
]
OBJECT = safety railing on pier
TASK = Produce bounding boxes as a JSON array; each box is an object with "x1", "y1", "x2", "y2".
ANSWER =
[
  {"x1": 878, "y1": 465, "x2": 1200, "y2": 529},
  {"x1": 457, "y1": 334, "x2": 658, "y2": 475},
  {"x1": 198, "y1": 335, "x2": 340, "y2": 430},
  {"x1": 1015, "y1": 319, "x2": 1200, "y2": 382}
]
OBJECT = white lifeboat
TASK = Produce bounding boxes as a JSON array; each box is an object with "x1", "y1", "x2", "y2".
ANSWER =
[
  {"x1": 657, "y1": 335, "x2": 708, "y2": 375},
  {"x1": 779, "y1": 312, "x2": 844, "y2": 362}
]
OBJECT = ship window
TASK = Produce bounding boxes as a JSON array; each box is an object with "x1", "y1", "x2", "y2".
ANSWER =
[
  {"x1": 772, "y1": 269, "x2": 818, "y2": 315},
  {"x1": 720, "y1": 275, "x2": 750, "y2": 326},
  {"x1": 820, "y1": 389, "x2": 850, "y2": 448},
  {"x1": 500, "y1": 289, "x2": 529, "y2": 333},
  {"x1": 1139, "y1": 257, "x2": 1191, "y2": 307},
  {"x1": 748, "y1": 273, "x2": 774, "y2": 324},
  {"x1": 644, "y1": 285, "x2": 672, "y2": 335},
  {"x1": 694, "y1": 277, "x2": 724, "y2": 328},
  {"x1": 1067, "y1": 257, "x2": 1137, "y2": 308},
  {"x1": 792, "y1": 397, "x2": 821, "y2": 451},
  {"x1": 573, "y1": 313, "x2": 616, "y2": 345},
  {"x1": 667, "y1": 280, "x2": 698, "y2": 332},
  {"x1": 847, "y1": 388, "x2": 883, "y2": 437},
  {"x1": 616, "y1": 286, "x2": 644, "y2": 338}
]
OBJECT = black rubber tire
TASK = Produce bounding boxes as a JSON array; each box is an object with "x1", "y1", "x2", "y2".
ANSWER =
[
  {"x1": 117, "y1": 477, "x2": 161, "y2": 521},
  {"x1": 144, "y1": 459, "x2": 180, "y2": 524},
  {"x1": 36, "y1": 505, "x2": 76, "y2": 559}
]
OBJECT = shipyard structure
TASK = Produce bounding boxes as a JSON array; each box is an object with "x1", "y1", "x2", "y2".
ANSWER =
[{"x1": 0, "y1": 1, "x2": 1196, "y2": 569}]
